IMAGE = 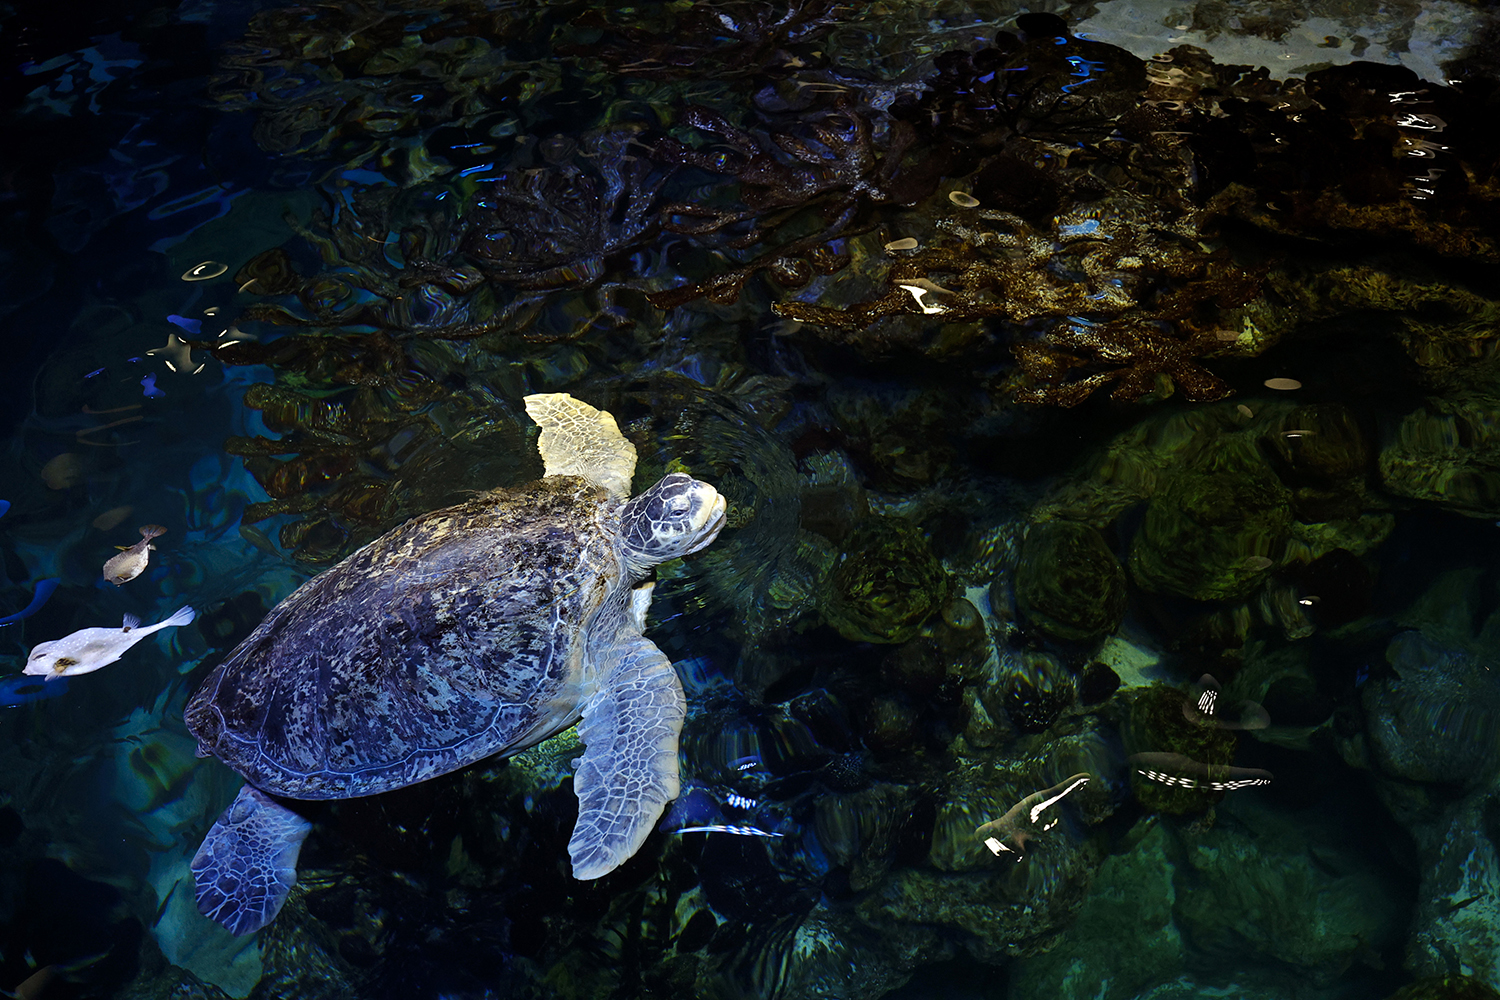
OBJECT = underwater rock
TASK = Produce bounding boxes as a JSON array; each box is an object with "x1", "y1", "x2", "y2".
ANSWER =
[
  {"x1": 1381, "y1": 395, "x2": 1500, "y2": 519},
  {"x1": 1014, "y1": 520, "x2": 1127, "y2": 644},
  {"x1": 1387, "y1": 977, "x2": 1500, "y2": 1000},
  {"x1": 999, "y1": 650, "x2": 1077, "y2": 735},
  {"x1": 753, "y1": 899, "x2": 942, "y2": 1000},
  {"x1": 1264, "y1": 404, "x2": 1368, "y2": 482},
  {"x1": 1078, "y1": 662, "x2": 1122, "y2": 705},
  {"x1": 1129, "y1": 443, "x2": 1291, "y2": 601},
  {"x1": 1008, "y1": 818, "x2": 1183, "y2": 1000},
  {"x1": 825, "y1": 383, "x2": 965, "y2": 490},
  {"x1": 1364, "y1": 631, "x2": 1500, "y2": 788},
  {"x1": 822, "y1": 516, "x2": 950, "y2": 644},
  {"x1": 1172, "y1": 793, "x2": 1405, "y2": 986}
]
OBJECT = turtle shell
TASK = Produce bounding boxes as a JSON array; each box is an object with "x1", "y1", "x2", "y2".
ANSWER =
[{"x1": 185, "y1": 476, "x2": 622, "y2": 799}]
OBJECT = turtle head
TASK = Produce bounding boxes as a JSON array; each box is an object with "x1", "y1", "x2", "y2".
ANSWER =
[{"x1": 619, "y1": 472, "x2": 727, "y2": 575}]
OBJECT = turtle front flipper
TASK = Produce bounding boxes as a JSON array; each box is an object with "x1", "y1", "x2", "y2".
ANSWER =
[
  {"x1": 569, "y1": 635, "x2": 685, "y2": 879},
  {"x1": 524, "y1": 392, "x2": 637, "y2": 499},
  {"x1": 191, "y1": 785, "x2": 313, "y2": 935}
]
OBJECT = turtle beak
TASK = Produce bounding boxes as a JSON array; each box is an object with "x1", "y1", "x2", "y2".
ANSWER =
[
  {"x1": 693, "y1": 490, "x2": 726, "y2": 533},
  {"x1": 682, "y1": 485, "x2": 727, "y2": 556}
]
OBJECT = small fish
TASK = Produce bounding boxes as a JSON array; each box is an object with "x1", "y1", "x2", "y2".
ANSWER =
[
  {"x1": 975, "y1": 773, "x2": 1091, "y2": 860},
  {"x1": 12, "y1": 964, "x2": 56, "y2": 1000},
  {"x1": 91, "y1": 506, "x2": 134, "y2": 531},
  {"x1": 0, "y1": 579, "x2": 61, "y2": 627},
  {"x1": 141, "y1": 373, "x2": 165, "y2": 398},
  {"x1": 103, "y1": 525, "x2": 166, "y2": 585},
  {"x1": 24, "y1": 606, "x2": 195, "y2": 681},
  {"x1": 0, "y1": 673, "x2": 70, "y2": 707},
  {"x1": 672, "y1": 824, "x2": 784, "y2": 838}
]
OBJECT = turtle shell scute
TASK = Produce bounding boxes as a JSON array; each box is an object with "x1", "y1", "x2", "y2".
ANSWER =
[{"x1": 185, "y1": 476, "x2": 622, "y2": 799}]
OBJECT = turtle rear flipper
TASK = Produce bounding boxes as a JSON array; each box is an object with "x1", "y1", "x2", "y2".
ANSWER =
[
  {"x1": 568, "y1": 634, "x2": 685, "y2": 879},
  {"x1": 191, "y1": 785, "x2": 312, "y2": 935}
]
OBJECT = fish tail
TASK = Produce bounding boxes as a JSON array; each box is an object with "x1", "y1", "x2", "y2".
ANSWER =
[
  {"x1": 139, "y1": 525, "x2": 168, "y2": 540},
  {"x1": 161, "y1": 605, "x2": 196, "y2": 628}
]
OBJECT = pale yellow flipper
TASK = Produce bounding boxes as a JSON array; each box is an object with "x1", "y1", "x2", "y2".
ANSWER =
[{"x1": 523, "y1": 392, "x2": 637, "y2": 499}]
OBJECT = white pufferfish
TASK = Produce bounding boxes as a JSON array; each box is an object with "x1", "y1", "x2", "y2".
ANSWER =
[{"x1": 24, "y1": 606, "x2": 195, "y2": 681}]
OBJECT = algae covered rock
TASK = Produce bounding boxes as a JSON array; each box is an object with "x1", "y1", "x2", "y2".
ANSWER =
[
  {"x1": 1364, "y1": 631, "x2": 1500, "y2": 788},
  {"x1": 999, "y1": 649, "x2": 1077, "y2": 734},
  {"x1": 1381, "y1": 395, "x2": 1500, "y2": 519},
  {"x1": 1173, "y1": 794, "x2": 1405, "y2": 985},
  {"x1": 822, "y1": 516, "x2": 950, "y2": 643},
  {"x1": 1015, "y1": 520, "x2": 1127, "y2": 643},
  {"x1": 1009, "y1": 819, "x2": 1183, "y2": 1000},
  {"x1": 1387, "y1": 977, "x2": 1500, "y2": 1000},
  {"x1": 1129, "y1": 444, "x2": 1291, "y2": 601},
  {"x1": 1265, "y1": 404, "x2": 1369, "y2": 488}
]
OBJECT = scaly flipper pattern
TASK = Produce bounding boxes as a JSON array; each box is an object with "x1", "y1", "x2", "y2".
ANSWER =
[
  {"x1": 191, "y1": 784, "x2": 313, "y2": 935},
  {"x1": 524, "y1": 392, "x2": 637, "y2": 500},
  {"x1": 568, "y1": 634, "x2": 685, "y2": 879}
]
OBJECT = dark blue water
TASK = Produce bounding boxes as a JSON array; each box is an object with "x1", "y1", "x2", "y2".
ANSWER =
[{"x1": 4, "y1": 2, "x2": 1500, "y2": 998}]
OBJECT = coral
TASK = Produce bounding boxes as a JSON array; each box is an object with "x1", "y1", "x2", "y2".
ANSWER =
[
  {"x1": 1364, "y1": 631, "x2": 1500, "y2": 788},
  {"x1": 646, "y1": 96, "x2": 950, "y2": 309},
  {"x1": 1192, "y1": 60, "x2": 1500, "y2": 264},
  {"x1": 210, "y1": 0, "x2": 547, "y2": 172},
  {"x1": 774, "y1": 208, "x2": 1263, "y2": 405},
  {"x1": 889, "y1": 14, "x2": 1147, "y2": 154},
  {"x1": 1251, "y1": 264, "x2": 1500, "y2": 386},
  {"x1": 1128, "y1": 441, "x2": 1291, "y2": 601},
  {"x1": 821, "y1": 516, "x2": 950, "y2": 644},
  {"x1": 236, "y1": 128, "x2": 666, "y2": 345},
  {"x1": 556, "y1": 1, "x2": 844, "y2": 82},
  {"x1": 1015, "y1": 520, "x2": 1127, "y2": 643},
  {"x1": 1381, "y1": 394, "x2": 1500, "y2": 519}
]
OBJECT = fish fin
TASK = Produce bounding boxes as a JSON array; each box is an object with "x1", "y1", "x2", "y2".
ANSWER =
[
  {"x1": 139, "y1": 525, "x2": 168, "y2": 540},
  {"x1": 114, "y1": 546, "x2": 130, "y2": 551},
  {"x1": 161, "y1": 605, "x2": 196, "y2": 628},
  {"x1": 122, "y1": 613, "x2": 141, "y2": 630}
]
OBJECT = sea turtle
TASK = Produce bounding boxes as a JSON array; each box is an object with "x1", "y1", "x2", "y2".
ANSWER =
[{"x1": 184, "y1": 392, "x2": 727, "y2": 935}]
